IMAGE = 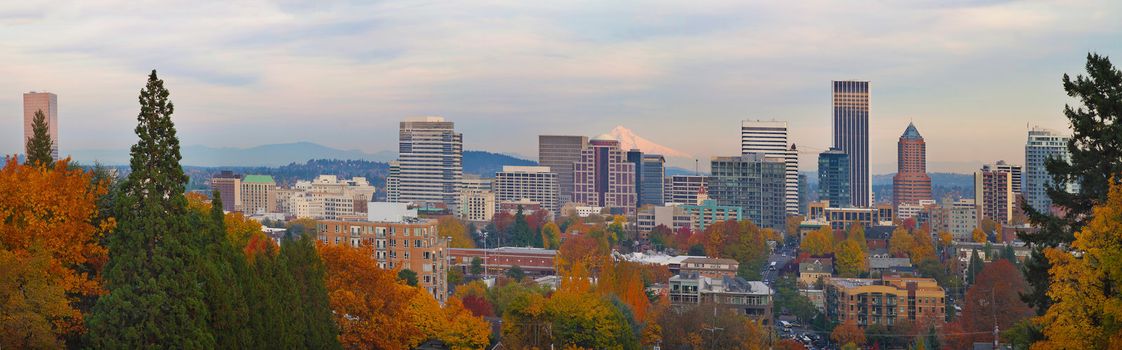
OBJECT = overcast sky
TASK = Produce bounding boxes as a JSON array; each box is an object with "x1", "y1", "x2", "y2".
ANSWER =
[{"x1": 2, "y1": 0, "x2": 1120, "y2": 173}]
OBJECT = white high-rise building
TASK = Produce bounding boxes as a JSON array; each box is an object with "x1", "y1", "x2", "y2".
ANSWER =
[
  {"x1": 494, "y1": 166, "x2": 559, "y2": 214},
  {"x1": 741, "y1": 120, "x2": 798, "y2": 215},
  {"x1": 1025, "y1": 127, "x2": 1073, "y2": 213},
  {"x1": 388, "y1": 117, "x2": 463, "y2": 210},
  {"x1": 992, "y1": 161, "x2": 1023, "y2": 196}
]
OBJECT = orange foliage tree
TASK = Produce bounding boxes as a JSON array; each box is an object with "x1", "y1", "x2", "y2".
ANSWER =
[
  {"x1": 319, "y1": 243, "x2": 422, "y2": 349},
  {"x1": 0, "y1": 158, "x2": 112, "y2": 344},
  {"x1": 945, "y1": 259, "x2": 1032, "y2": 349},
  {"x1": 830, "y1": 319, "x2": 866, "y2": 346}
]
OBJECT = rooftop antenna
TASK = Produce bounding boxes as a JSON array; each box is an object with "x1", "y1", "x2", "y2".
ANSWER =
[{"x1": 695, "y1": 159, "x2": 699, "y2": 176}]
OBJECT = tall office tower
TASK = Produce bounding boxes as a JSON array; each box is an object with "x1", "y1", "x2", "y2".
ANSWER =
[
  {"x1": 892, "y1": 123, "x2": 933, "y2": 210},
  {"x1": 992, "y1": 161, "x2": 1023, "y2": 196},
  {"x1": 210, "y1": 171, "x2": 242, "y2": 212},
  {"x1": 709, "y1": 154, "x2": 787, "y2": 231},
  {"x1": 741, "y1": 120, "x2": 800, "y2": 215},
  {"x1": 1025, "y1": 127, "x2": 1072, "y2": 212},
  {"x1": 832, "y1": 81, "x2": 870, "y2": 207},
  {"x1": 798, "y1": 174, "x2": 809, "y2": 214},
  {"x1": 494, "y1": 166, "x2": 559, "y2": 214},
  {"x1": 665, "y1": 175, "x2": 709, "y2": 205},
  {"x1": 23, "y1": 92, "x2": 59, "y2": 160},
  {"x1": 818, "y1": 148, "x2": 851, "y2": 208},
  {"x1": 240, "y1": 175, "x2": 277, "y2": 214},
  {"x1": 627, "y1": 149, "x2": 666, "y2": 207},
  {"x1": 573, "y1": 135, "x2": 637, "y2": 212},
  {"x1": 391, "y1": 117, "x2": 463, "y2": 210},
  {"x1": 975, "y1": 163, "x2": 1015, "y2": 225},
  {"x1": 386, "y1": 161, "x2": 401, "y2": 203},
  {"x1": 539, "y1": 135, "x2": 589, "y2": 206}
]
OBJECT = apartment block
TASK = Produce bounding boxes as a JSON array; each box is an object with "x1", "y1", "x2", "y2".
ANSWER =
[
  {"x1": 826, "y1": 276, "x2": 945, "y2": 328},
  {"x1": 494, "y1": 166, "x2": 559, "y2": 214}
]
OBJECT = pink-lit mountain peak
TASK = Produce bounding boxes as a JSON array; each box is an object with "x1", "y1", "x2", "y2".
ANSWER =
[{"x1": 606, "y1": 125, "x2": 692, "y2": 158}]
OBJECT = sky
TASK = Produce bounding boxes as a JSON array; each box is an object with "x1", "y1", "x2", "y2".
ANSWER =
[{"x1": 2, "y1": 0, "x2": 1121, "y2": 173}]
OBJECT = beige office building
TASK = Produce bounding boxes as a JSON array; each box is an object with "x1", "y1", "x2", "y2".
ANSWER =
[
  {"x1": 23, "y1": 92, "x2": 59, "y2": 160},
  {"x1": 241, "y1": 175, "x2": 277, "y2": 214}
]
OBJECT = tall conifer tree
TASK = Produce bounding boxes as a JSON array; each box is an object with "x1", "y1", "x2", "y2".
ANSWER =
[
  {"x1": 86, "y1": 70, "x2": 214, "y2": 348},
  {"x1": 24, "y1": 109, "x2": 53, "y2": 167}
]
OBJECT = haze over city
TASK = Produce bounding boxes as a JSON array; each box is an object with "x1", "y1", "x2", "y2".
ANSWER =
[{"x1": 4, "y1": 1, "x2": 1121, "y2": 172}]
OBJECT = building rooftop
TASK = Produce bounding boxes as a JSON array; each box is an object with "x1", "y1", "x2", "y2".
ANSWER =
[
  {"x1": 681, "y1": 257, "x2": 740, "y2": 266},
  {"x1": 620, "y1": 252, "x2": 704, "y2": 266},
  {"x1": 242, "y1": 175, "x2": 275, "y2": 184},
  {"x1": 869, "y1": 257, "x2": 913, "y2": 269},
  {"x1": 901, "y1": 122, "x2": 923, "y2": 140}
]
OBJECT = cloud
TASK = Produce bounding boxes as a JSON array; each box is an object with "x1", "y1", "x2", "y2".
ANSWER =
[{"x1": 0, "y1": 0, "x2": 1119, "y2": 173}]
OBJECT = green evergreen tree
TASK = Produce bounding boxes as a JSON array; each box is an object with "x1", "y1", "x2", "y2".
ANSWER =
[
  {"x1": 281, "y1": 232, "x2": 341, "y2": 349},
  {"x1": 1022, "y1": 53, "x2": 1122, "y2": 314},
  {"x1": 198, "y1": 192, "x2": 253, "y2": 348},
  {"x1": 24, "y1": 109, "x2": 54, "y2": 167},
  {"x1": 470, "y1": 257, "x2": 484, "y2": 275},
  {"x1": 967, "y1": 249, "x2": 984, "y2": 285},
  {"x1": 506, "y1": 265, "x2": 525, "y2": 281},
  {"x1": 86, "y1": 70, "x2": 215, "y2": 348},
  {"x1": 512, "y1": 206, "x2": 532, "y2": 246},
  {"x1": 399, "y1": 268, "x2": 419, "y2": 286}
]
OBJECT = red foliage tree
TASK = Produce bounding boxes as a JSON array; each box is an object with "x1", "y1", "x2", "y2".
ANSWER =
[{"x1": 946, "y1": 259, "x2": 1033, "y2": 349}]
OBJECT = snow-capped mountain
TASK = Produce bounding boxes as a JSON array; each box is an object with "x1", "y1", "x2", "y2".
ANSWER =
[{"x1": 606, "y1": 125, "x2": 692, "y2": 158}]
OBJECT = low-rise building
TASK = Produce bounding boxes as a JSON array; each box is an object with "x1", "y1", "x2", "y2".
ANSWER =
[
  {"x1": 805, "y1": 201, "x2": 894, "y2": 231},
  {"x1": 680, "y1": 199, "x2": 743, "y2": 231},
  {"x1": 448, "y1": 247, "x2": 557, "y2": 277},
  {"x1": 459, "y1": 189, "x2": 495, "y2": 222},
  {"x1": 680, "y1": 257, "x2": 739, "y2": 278},
  {"x1": 826, "y1": 276, "x2": 946, "y2": 328},
  {"x1": 636, "y1": 205, "x2": 692, "y2": 234},
  {"x1": 799, "y1": 258, "x2": 833, "y2": 287},
  {"x1": 800, "y1": 289, "x2": 826, "y2": 313},
  {"x1": 670, "y1": 272, "x2": 774, "y2": 325},
  {"x1": 868, "y1": 257, "x2": 914, "y2": 277},
  {"x1": 317, "y1": 204, "x2": 449, "y2": 303}
]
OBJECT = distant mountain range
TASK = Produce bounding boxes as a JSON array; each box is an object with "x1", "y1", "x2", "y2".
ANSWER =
[
  {"x1": 463, "y1": 151, "x2": 536, "y2": 177},
  {"x1": 70, "y1": 141, "x2": 397, "y2": 167}
]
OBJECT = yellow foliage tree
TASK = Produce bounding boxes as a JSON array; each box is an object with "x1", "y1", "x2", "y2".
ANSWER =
[
  {"x1": 888, "y1": 226, "x2": 913, "y2": 258},
  {"x1": 438, "y1": 216, "x2": 475, "y2": 248},
  {"x1": 0, "y1": 158, "x2": 112, "y2": 343},
  {"x1": 938, "y1": 231, "x2": 954, "y2": 247},
  {"x1": 972, "y1": 227, "x2": 987, "y2": 243},
  {"x1": 909, "y1": 229, "x2": 937, "y2": 264},
  {"x1": 541, "y1": 222, "x2": 562, "y2": 249},
  {"x1": 1034, "y1": 181, "x2": 1122, "y2": 349},
  {"x1": 800, "y1": 226, "x2": 834, "y2": 256},
  {"x1": 835, "y1": 239, "x2": 868, "y2": 278}
]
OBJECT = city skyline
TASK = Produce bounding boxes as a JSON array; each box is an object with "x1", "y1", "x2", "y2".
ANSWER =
[{"x1": 3, "y1": 1, "x2": 1120, "y2": 173}]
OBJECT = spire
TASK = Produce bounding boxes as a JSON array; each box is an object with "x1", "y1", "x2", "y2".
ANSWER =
[{"x1": 901, "y1": 122, "x2": 923, "y2": 140}]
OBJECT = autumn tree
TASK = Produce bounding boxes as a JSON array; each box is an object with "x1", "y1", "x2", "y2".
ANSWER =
[
  {"x1": 946, "y1": 259, "x2": 1032, "y2": 349},
  {"x1": 541, "y1": 221, "x2": 562, "y2": 249},
  {"x1": 908, "y1": 228, "x2": 937, "y2": 264},
  {"x1": 657, "y1": 303, "x2": 768, "y2": 350},
  {"x1": 835, "y1": 239, "x2": 868, "y2": 278},
  {"x1": 847, "y1": 223, "x2": 868, "y2": 251},
  {"x1": 800, "y1": 226, "x2": 834, "y2": 256},
  {"x1": 1034, "y1": 181, "x2": 1122, "y2": 349},
  {"x1": 972, "y1": 227, "x2": 987, "y2": 243},
  {"x1": 24, "y1": 109, "x2": 54, "y2": 167},
  {"x1": 86, "y1": 70, "x2": 215, "y2": 348},
  {"x1": 938, "y1": 231, "x2": 954, "y2": 248},
  {"x1": 1021, "y1": 54, "x2": 1122, "y2": 314},
  {"x1": 0, "y1": 158, "x2": 111, "y2": 346},
  {"x1": 888, "y1": 226, "x2": 914, "y2": 258},
  {"x1": 831, "y1": 320, "x2": 866, "y2": 346},
  {"x1": 439, "y1": 216, "x2": 475, "y2": 248},
  {"x1": 320, "y1": 243, "x2": 423, "y2": 349}
]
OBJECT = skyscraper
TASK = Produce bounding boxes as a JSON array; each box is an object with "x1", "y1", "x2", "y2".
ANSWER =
[
  {"x1": 741, "y1": 120, "x2": 799, "y2": 215},
  {"x1": 390, "y1": 117, "x2": 463, "y2": 210},
  {"x1": 210, "y1": 171, "x2": 242, "y2": 212},
  {"x1": 627, "y1": 149, "x2": 666, "y2": 207},
  {"x1": 832, "y1": 81, "x2": 870, "y2": 207},
  {"x1": 494, "y1": 166, "x2": 559, "y2": 214},
  {"x1": 818, "y1": 148, "x2": 851, "y2": 208},
  {"x1": 538, "y1": 135, "x2": 588, "y2": 206},
  {"x1": 993, "y1": 161, "x2": 1023, "y2": 196},
  {"x1": 1025, "y1": 127, "x2": 1072, "y2": 212},
  {"x1": 892, "y1": 123, "x2": 932, "y2": 209},
  {"x1": 23, "y1": 92, "x2": 59, "y2": 160},
  {"x1": 709, "y1": 154, "x2": 787, "y2": 231},
  {"x1": 976, "y1": 163, "x2": 1015, "y2": 225},
  {"x1": 573, "y1": 135, "x2": 637, "y2": 213}
]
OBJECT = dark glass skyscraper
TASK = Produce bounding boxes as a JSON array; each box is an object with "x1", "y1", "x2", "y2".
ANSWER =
[
  {"x1": 628, "y1": 150, "x2": 666, "y2": 207},
  {"x1": 818, "y1": 148, "x2": 851, "y2": 208},
  {"x1": 832, "y1": 81, "x2": 870, "y2": 207},
  {"x1": 709, "y1": 154, "x2": 787, "y2": 231}
]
